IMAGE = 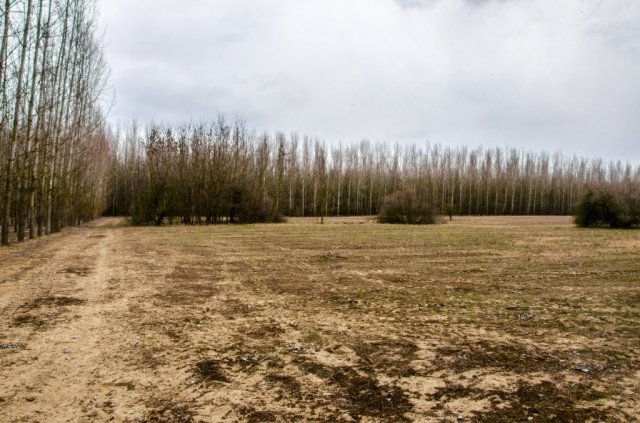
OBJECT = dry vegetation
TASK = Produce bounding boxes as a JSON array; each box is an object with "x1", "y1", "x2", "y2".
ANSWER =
[{"x1": 0, "y1": 216, "x2": 639, "y2": 422}]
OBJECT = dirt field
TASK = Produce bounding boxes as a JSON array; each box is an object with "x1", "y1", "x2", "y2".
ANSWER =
[{"x1": 0, "y1": 216, "x2": 638, "y2": 422}]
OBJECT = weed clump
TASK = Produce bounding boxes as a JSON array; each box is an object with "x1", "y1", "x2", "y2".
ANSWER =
[{"x1": 194, "y1": 359, "x2": 229, "y2": 383}]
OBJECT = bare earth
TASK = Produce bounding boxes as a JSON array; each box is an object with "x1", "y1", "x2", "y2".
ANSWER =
[{"x1": 0, "y1": 216, "x2": 638, "y2": 422}]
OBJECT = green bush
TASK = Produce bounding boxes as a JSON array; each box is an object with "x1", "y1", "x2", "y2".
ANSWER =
[
  {"x1": 228, "y1": 185, "x2": 285, "y2": 224},
  {"x1": 574, "y1": 187, "x2": 639, "y2": 228},
  {"x1": 129, "y1": 182, "x2": 175, "y2": 226}
]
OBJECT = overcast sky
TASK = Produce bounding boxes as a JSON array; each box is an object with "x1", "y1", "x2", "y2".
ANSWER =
[{"x1": 99, "y1": 0, "x2": 640, "y2": 162}]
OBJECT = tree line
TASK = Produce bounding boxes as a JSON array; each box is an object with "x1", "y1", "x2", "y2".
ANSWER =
[
  {"x1": 106, "y1": 118, "x2": 640, "y2": 225},
  {"x1": 0, "y1": 0, "x2": 110, "y2": 245}
]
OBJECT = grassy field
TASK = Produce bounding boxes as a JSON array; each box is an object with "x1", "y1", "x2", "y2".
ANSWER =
[{"x1": 0, "y1": 216, "x2": 638, "y2": 422}]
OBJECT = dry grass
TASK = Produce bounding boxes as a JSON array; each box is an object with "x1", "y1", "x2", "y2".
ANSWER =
[{"x1": 0, "y1": 216, "x2": 638, "y2": 421}]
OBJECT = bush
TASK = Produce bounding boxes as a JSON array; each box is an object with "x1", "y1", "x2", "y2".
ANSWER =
[
  {"x1": 228, "y1": 186, "x2": 285, "y2": 224},
  {"x1": 574, "y1": 187, "x2": 639, "y2": 228},
  {"x1": 378, "y1": 190, "x2": 438, "y2": 224},
  {"x1": 129, "y1": 182, "x2": 175, "y2": 226}
]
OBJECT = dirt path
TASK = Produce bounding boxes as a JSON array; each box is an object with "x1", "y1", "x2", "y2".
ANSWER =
[{"x1": 0, "y1": 219, "x2": 125, "y2": 421}]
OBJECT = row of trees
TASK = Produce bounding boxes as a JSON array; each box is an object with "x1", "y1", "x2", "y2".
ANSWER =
[
  {"x1": 0, "y1": 0, "x2": 110, "y2": 245},
  {"x1": 106, "y1": 118, "x2": 640, "y2": 225}
]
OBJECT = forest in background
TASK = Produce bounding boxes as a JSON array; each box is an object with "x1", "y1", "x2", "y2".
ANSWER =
[
  {"x1": 106, "y1": 119, "x2": 640, "y2": 225},
  {"x1": 2, "y1": 1, "x2": 640, "y2": 244}
]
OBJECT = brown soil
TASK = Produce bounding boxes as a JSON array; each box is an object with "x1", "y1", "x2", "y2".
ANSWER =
[{"x1": 0, "y1": 216, "x2": 638, "y2": 422}]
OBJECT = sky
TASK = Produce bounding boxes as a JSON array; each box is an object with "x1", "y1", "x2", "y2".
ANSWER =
[{"x1": 98, "y1": 0, "x2": 640, "y2": 162}]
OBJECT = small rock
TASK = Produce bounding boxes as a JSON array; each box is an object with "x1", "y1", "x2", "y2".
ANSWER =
[{"x1": 574, "y1": 364, "x2": 591, "y2": 373}]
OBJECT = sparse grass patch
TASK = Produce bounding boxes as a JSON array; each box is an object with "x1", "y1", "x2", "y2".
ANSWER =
[
  {"x1": 294, "y1": 357, "x2": 413, "y2": 421},
  {"x1": 61, "y1": 267, "x2": 91, "y2": 276},
  {"x1": 141, "y1": 399, "x2": 195, "y2": 423},
  {"x1": 193, "y1": 359, "x2": 229, "y2": 383},
  {"x1": 21, "y1": 296, "x2": 86, "y2": 310}
]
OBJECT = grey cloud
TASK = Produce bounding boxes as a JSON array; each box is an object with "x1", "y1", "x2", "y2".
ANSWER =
[
  {"x1": 395, "y1": 0, "x2": 438, "y2": 9},
  {"x1": 99, "y1": 0, "x2": 640, "y2": 162},
  {"x1": 396, "y1": 0, "x2": 506, "y2": 9}
]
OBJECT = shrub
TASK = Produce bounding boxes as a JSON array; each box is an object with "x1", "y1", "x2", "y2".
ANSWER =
[
  {"x1": 228, "y1": 186, "x2": 285, "y2": 224},
  {"x1": 574, "y1": 187, "x2": 639, "y2": 228},
  {"x1": 378, "y1": 190, "x2": 438, "y2": 224},
  {"x1": 129, "y1": 182, "x2": 175, "y2": 226}
]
